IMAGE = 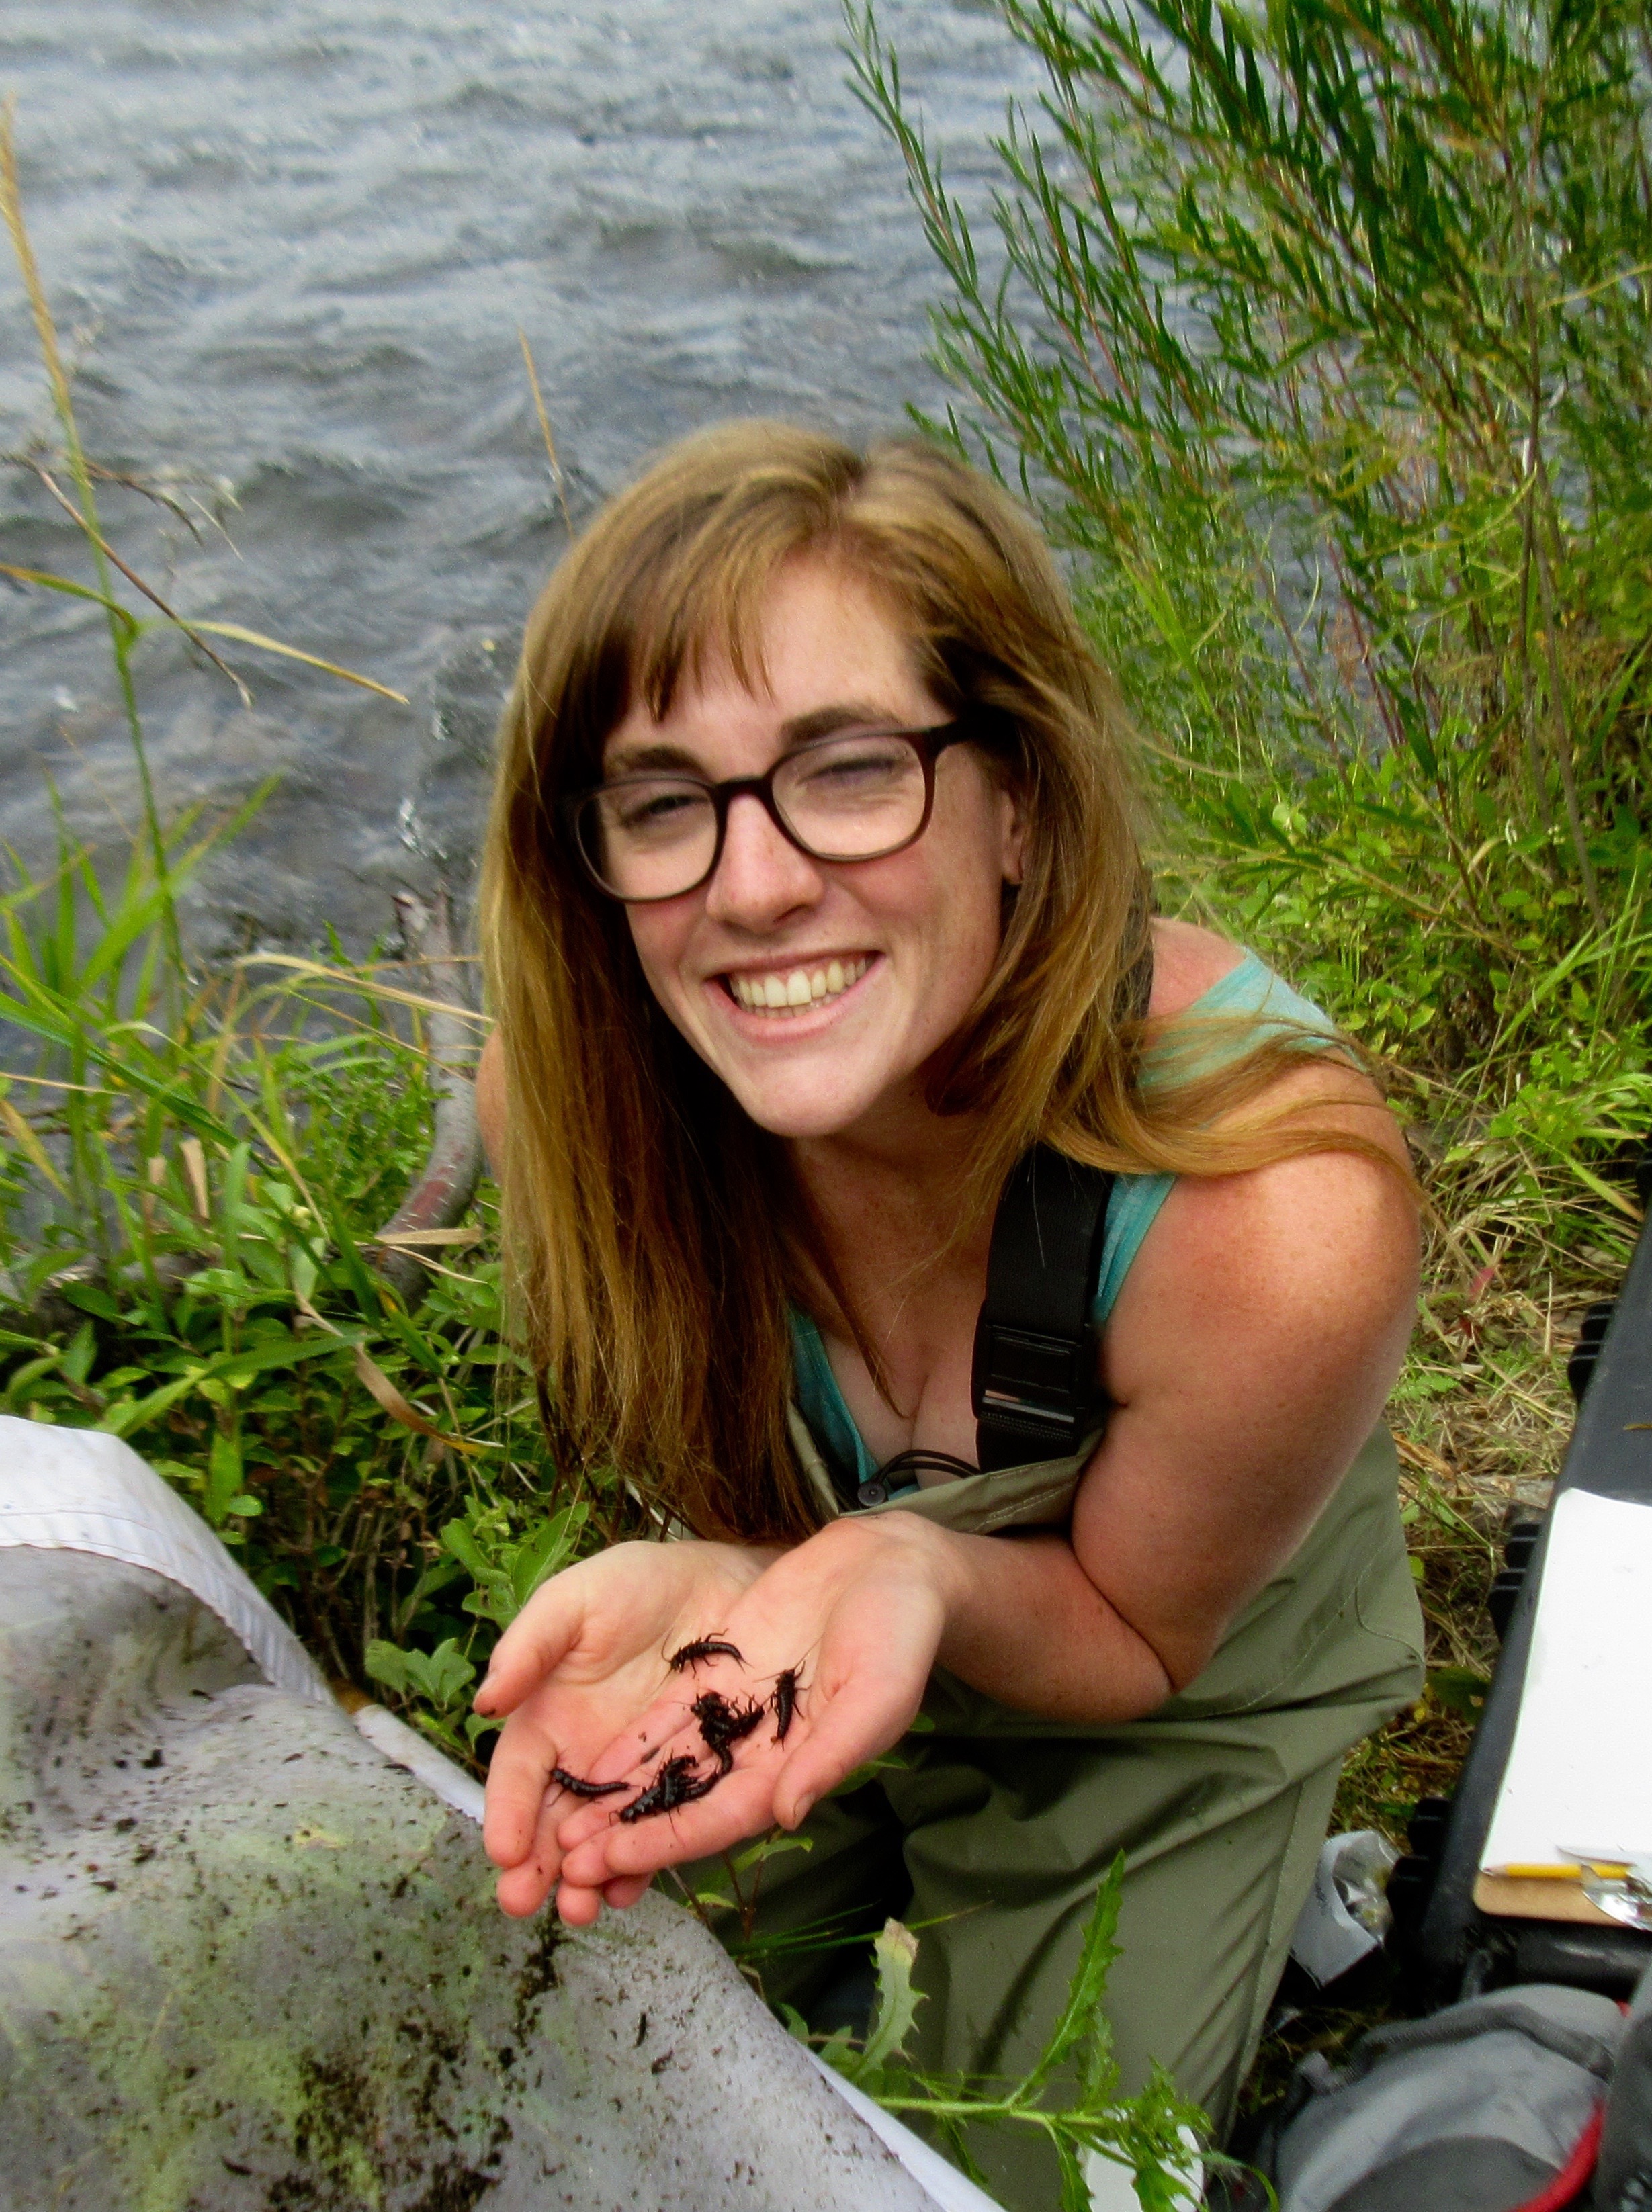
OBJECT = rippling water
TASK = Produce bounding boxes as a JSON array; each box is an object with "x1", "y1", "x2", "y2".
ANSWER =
[{"x1": 0, "y1": 0, "x2": 1038, "y2": 954}]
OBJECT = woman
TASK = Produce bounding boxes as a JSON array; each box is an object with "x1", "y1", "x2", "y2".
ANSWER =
[{"x1": 472, "y1": 423, "x2": 1422, "y2": 2205}]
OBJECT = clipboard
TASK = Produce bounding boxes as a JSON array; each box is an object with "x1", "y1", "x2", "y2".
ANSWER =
[{"x1": 1475, "y1": 1487, "x2": 1652, "y2": 1926}]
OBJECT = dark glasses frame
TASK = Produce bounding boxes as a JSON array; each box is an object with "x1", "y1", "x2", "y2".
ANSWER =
[{"x1": 561, "y1": 719, "x2": 975, "y2": 903}]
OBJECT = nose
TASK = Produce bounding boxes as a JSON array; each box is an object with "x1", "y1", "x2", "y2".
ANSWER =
[{"x1": 703, "y1": 792, "x2": 823, "y2": 929}]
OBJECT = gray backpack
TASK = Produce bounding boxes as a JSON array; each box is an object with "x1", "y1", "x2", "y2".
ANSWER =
[
  {"x1": 1219, "y1": 1980, "x2": 1639, "y2": 2211},
  {"x1": 1598, "y1": 1956, "x2": 1652, "y2": 2212}
]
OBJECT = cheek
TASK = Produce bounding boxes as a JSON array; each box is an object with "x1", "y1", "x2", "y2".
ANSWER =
[
  {"x1": 920, "y1": 799, "x2": 1016, "y2": 958},
  {"x1": 623, "y1": 907, "x2": 696, "y2": 1014}
]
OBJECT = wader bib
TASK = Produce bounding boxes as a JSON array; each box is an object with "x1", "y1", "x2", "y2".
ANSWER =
[{"x1": 700, "y1": 959, "x2": 1424, "y2": 2209}]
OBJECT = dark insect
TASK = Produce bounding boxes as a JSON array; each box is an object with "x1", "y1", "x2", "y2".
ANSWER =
[
  {"x1": 550, "y1": 1766, "x2": 629, "y2": 1799},
  {"x1": 770, "y1": 1668, "x2": 803, "y2": 1744},
  {"x1": 668, "y1": 1635, "x2": 745, "y2": 1671},
  {"x1": 617, "y1": 1753, "x2": 721, "y2": 1824},
  {"x1": 689, "y1": 1689, "x2": 766, "y2": 1774}
]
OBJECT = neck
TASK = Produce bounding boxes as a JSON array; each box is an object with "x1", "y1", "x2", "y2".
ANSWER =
[{"x1": 787, "y1": 1077, "x2": 990, "y2": 1328}]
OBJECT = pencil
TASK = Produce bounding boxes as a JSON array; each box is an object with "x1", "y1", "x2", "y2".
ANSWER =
[{"x1": 1484, "y1": 1861, "x2": 1633, "y2": 1881}]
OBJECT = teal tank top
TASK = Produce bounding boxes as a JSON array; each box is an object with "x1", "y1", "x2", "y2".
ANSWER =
[{"x1": 790, "y1": 949, "x2": 1338, "y2": 1494}]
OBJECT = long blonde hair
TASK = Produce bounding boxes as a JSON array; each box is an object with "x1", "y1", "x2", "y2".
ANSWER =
[{"x1": 481, "y1": 422, "x2": 1390, "y2": 1542}]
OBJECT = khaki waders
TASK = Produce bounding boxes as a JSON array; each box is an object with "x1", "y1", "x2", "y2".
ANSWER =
[{"x1": 691, "y1": 1419, "x2": 1424, "y2": 2211}]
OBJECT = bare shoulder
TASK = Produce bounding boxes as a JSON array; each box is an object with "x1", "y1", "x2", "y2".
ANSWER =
[
  {"x1": 1146, "y1": 917, "x2": 1409, "y2": 1175},
  {"x1": 1103, "y1": 1055, "x2": 1418, "y2": 1413},
  {"x1": 1146, "y1": 916, "x2": 1245, "y2": 1017}
]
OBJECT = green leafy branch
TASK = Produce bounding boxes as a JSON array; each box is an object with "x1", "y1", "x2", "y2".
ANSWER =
[{"x1": 786, "y1": 1859, "x2": 1217, "y2": 2212}]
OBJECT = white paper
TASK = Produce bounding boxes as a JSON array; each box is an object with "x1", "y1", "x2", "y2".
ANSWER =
[{"x1": 1481, "y1": 1487, "x2": 1652, "y2": 1871}]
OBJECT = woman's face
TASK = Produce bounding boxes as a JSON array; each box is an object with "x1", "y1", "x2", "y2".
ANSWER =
[{"x1": 602, "y1": 556, "x2": 1024, "y2": 1143}]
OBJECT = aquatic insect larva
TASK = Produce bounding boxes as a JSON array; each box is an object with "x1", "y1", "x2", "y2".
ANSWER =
[
  {"x1": 550, "y1": 1767, "x2": 629, "y2": 1799},
  {"x1": 771, "y1": 1668, "x2": 803, "y2": 1743},
  {"x1": 617, "y1": 1753, "x2": 721, "y2": 1823},
  {"x1": 689, "y1": 1689, "x2": 766, "y2": 1774},
  {"x1": 668, "y1": 1635, "x2": 745, "y2": 1671}
]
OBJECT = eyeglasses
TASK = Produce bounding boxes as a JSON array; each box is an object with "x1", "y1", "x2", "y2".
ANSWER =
[{"x1": 564, "y1": 720, "x2": 973, "y2": 903}]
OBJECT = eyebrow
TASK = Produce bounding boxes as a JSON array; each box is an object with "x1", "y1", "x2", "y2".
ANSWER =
[{"x1": 603, "y1": 700, "x2": 907, "y2": 780}]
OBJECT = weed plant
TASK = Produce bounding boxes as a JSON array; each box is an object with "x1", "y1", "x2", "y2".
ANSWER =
[
  {"x1": 797, "y1": 1872, "x2": 1212, "y2": 2211},
  {"x1": 0, "y1": 811, "x2": 584, "y2": 1759}
]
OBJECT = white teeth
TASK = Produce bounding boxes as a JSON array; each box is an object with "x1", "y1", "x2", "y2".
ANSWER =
[{"x1": 728, "y1": 957, "x2": 870, "y2": 1015}]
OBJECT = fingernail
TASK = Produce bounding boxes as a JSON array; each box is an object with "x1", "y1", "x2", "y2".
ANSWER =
[{"x1": 791, "y1": 1794, "x2": 814, "y2": 1827}]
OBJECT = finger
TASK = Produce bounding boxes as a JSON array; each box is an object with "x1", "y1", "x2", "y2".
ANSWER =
[
  {"x1": 491, "y1": 1762, "x2": 568, "y2": 1910},
  {"x1": 474, "y1": 1577, "x2": 586, "y2": 1718},
  {"x1": 602, "y1": 1873, "x2": 654, "y2": 1910},
  {"x1": 496, "y1": 1857, "x2": 556, "y2": 1918},
  {"x1": 495, "y1": 1794, "x2": 562, "y2": 1915},
  {"x1": 553, "y1": 1876, "x2": 606, "y2": 1927},
  {"x1": 482, "y1": 1710, "x2": 566, "y2": 1869},
  {"x1": 554, "y1": 1788, "x2": 632, "y2": 1853}
]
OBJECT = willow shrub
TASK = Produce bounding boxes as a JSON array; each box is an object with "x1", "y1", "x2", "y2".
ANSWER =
[{"x1": 854, "y1": 0, "x2": 1652, "y2": 1268}]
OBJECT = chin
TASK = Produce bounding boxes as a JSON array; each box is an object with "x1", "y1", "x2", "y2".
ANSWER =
[{"x1": 718, "y1": 1067, "x2": 885, "y2": 1141}]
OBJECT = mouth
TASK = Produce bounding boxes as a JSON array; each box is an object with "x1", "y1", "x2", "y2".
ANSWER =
[{"x1": 720, "y1": 955, "x2": 873, "y2": 1018}]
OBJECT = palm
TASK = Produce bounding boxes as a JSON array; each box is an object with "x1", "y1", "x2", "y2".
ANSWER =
[
  {"x1": 480, "y1": 1538, "x2": 769, "y2": 1916},
  {"x1": 551, "y1": 1525, "x2": 947, "y2": 1920}
]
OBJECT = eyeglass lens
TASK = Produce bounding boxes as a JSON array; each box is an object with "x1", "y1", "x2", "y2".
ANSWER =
[{"x1": 578, "y1": 728, "x2": 931, "y2": 900}]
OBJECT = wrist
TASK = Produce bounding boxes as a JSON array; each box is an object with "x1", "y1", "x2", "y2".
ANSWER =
[{"x1": 811, "y1": 1507, "x2": 973, "y2": 1622}]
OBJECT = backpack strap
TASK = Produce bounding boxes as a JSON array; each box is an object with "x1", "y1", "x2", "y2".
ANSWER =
[{"x1": 971, "y1": 1145, "x2": 1114, "y2": 1471}]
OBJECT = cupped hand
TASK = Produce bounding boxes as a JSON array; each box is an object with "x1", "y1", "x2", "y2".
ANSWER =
[
  {"x1": 549, "y1": 1512, "x2": 958, "y2": 1925},
  {"x1": 478, "y1": 1536, "x2": 773, "y2": 1916}
]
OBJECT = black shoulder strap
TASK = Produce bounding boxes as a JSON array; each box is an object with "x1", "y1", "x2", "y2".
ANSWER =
[{"x1": 971, "y1": 1145, "x2": 1113, "y2": 1471}]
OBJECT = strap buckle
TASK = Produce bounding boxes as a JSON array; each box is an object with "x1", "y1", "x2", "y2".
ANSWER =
[
  {"x1": 971, "y1": 1320, "x2": 1094, "y2": 1464},
  {"x1": 969, "y1": 1144, "x2": 1114, "y2": 1472}
]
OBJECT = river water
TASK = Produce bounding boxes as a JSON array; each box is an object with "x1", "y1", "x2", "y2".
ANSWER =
[{"x1": 0, "y1": 0, "x2": 1040, "y2": 957}]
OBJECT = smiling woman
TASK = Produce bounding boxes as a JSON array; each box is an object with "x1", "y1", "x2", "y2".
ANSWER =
[
  {"x1": 599, "y1": 561, "x2": 1023, "y2": 1145},
  {"x1": 472, "y1": 423, "x2": 1424, "y2": 2209}
]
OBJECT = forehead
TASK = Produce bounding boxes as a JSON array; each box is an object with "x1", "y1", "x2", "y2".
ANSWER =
[
  {"x1": 739, "y1": 558, "x2": 927, "y2": 703},
  {"x1": 605, "y1": 557, "x2": 937, "y2": 768}
]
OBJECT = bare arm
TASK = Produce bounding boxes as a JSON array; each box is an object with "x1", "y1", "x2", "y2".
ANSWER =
[{"x1": 904, "y1": 1069, "x2": 1418, "y2": 1720}]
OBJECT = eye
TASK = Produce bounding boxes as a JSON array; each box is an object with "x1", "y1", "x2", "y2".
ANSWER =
[
  {"x1": 789, "y1": 732, "x2": 915, "y2": 794},
  {"x1": 783, "y1": 734, "x2": 924, "y2": 822},
  {"x1": 607, "y1": 783, "x2": 709, "y2": 838}
]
